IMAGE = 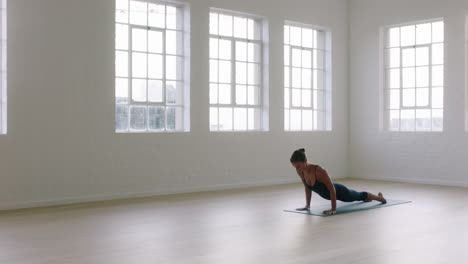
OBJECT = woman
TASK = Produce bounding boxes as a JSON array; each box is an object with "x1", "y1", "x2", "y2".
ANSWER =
[{"x1": 291, "y1": 148, "x2": 386, "y2": 215}]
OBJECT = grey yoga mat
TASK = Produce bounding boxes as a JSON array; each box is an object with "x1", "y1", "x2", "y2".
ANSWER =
[{"x1": 284, "y1": 199, "x2": 411, "y2": 216}]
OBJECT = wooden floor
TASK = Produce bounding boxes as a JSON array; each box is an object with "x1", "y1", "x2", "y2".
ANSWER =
[{"x1": 1, "y1": 178, "x2": 468, "y2": 264}]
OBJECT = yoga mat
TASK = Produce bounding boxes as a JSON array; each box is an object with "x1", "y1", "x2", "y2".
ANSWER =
[{"x1": 284, "y1": 199, "x2": 411, "y2": 216}]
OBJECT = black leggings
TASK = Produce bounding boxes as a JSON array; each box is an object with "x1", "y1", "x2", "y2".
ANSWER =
[{"x1": 333, "y1": 183, "x2": 368, "y2": 202}]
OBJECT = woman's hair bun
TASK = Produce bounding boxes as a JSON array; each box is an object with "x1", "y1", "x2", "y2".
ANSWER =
[{"x1": 299, "y1": 148, "x2": 305, "y2": 152}]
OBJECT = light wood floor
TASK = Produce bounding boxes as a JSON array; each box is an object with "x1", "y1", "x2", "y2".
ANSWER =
[{"x1": 1, "y1": 178, "x2": 468, "y2": 264}]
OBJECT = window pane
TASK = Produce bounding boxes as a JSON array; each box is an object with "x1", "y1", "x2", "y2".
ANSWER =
[
  {"x1": 219, "y1": 60, "x2": 231, "y2": 83},
  {"x1": 116, "y1": 24, "x2": 128, "y2": 50},
  {"x1": 130, "y1": 0, "x2": 147, "y2": 26},
  {"x1": 219, "y1": 107, "x2": 233, "y2": 130},
  {"x1": 234, "y1": 108, "x2": 247, "y2": 130},
  {"x1": 236, "y1": 85, "x2": 247, "y2": 104},
  {"x1": 233, "y1": 17, "x2": 247, "y2": 38},
  {"x1": 236, "y1": 41, "x2": 247, "y2": 61},
  {"x1": 219, "y1": 14, "x2": 233, "y2": 37},
  {"x1": 166, "y1": 6, "x2": 177, "y2": 30},
  {"x1": 148, "y1": 106, "x2": 165, "y2": 130},
  {"x1": 284, "y1": 66, "x2": 290, "y2": 87},
  {"x1": 210, "y1": 59, "x2": 218, "y2": 82},
  {"x1": 301, "y1": 69, "x2": 311, "y2": 89},
  {"x1": 432, "y1": 21, "x2": 444, "y2": 43},
  {"x1": 432, "y1": 109, "x2": 443, "y2": 131},
  {"x1": 400, "y1": 109, "x2": 415, "y2": 131},
  {"x1": 401, "y1": 25, "x2": 415, "y2": 46},
  {"x1": 247, "y1": 86, "x2": 259, "y2": 105},
  {"x1": 388, "y1": 89, "x2": 400, "y2": 109},
  {"x1": 313, "y1": 70, "x2": 324, "y2": 90},
  {"x1": 415, "y1": 66, "x2": 429, "y2": 87},
  {"x1": 132, "y1": 28, "x2": 147, "y2": 52},
  {"x1": 130, "y1": 106, "x2": 147, "y2": 130},
  {"x1": 148, "y1": 30, "x2": 163, "y2": 53},
  {"x1": 284, "y1": 109, "x2": 290, "y2": 130},
  {"x1": 301, "y1": 89, "x2": 311, "y2": 107},
  {"x1": 292, "y1": 68, "x2": 301, "y2": 88},
  {"x1": 402, "y1": 48, "x2": 415, "y2": 67},
  {"x1": 315, "y1": 30, "x2": 325, "y2": 50},
  {"x1": 290, "y1": 26, "x2": 301, "y2": 46},
  {"x1": 210, "y1": 13, "x2": 218, "y2": 35},
  {"x1": 116, "y1": 78, "x2": 129, "y2": 104},
  {"x1": 415, "y1": 46, "x2": 429, "y2": 66},
  {"x1": 416, "y1": 23, "x2": 431, "y2": 45},
  {"x1": 432, "y1": 43, "x2": 443, "y2": 65},
  {"x1": 402, "y1": 88, "x2": 415, "y2": 107},
  {"x1": 388, "y1": 27, "x2": 400, "y2": 47},
  {"x1": 292, "y1": 89, "x2": 301, "y2": 107},
  {"x1": 210, "y1": 38, "x2": 218, "y2": 59},
  {"x1": 116, "y1": 105, "x2": 129, "y2": 131},
  {"x1": 313, "y1": 90, "x2": 324, "y2": 110},
  {"x1": 132, "y1": 79, "x2": 147, "y2": 102},
  {"x1": 219, "y1": 39, "x2": 232, "y2": 60},
  {"x1": 116, "y1": 51, "x2": 129, "y2": 77},
  {"x1": 314, "y1": 50, "x2": 324, "y2": 69},
  {"x1": 116, "y1": 0, "x2": 129, "y2": 24},
  {"x1": 210, "y1": 107, "x2": 218, "y2": 130},
  {"x1": 388, "y1": 69, "x2": 400, "y2": 88},
  {"x1": 416, "y1": 88, "x2": 429, "y2": 107},
  {"x1": 132, "y1": 52, "x2": 147, "y2": 78},
  {"x1": 284, "y1": 88, "x2": 290, "y2": 108},
  {"x1": 236, "y1": 62, "x2": 247, "y2": 84},
  {"x1": 290, "y1": 109, "x2": 301, "y2": 130},
  {"x1": 416, "y1": 109, "x2": 431, "y2": 131},
  {"x1": 386, "y1": 48, "x2": 400, "y2": 68},
  {"x1": 166, "y1": 55, "x2": 182, "y2": 80},
  {"x1": 248, "y1": 108, "x2": 261, "y2": 130},
  {"x1": 166, "y1": 107, "x2": 183, "y2": 130},
  {"x1": 292, "y1": 48, "x2": 301, "y2": 67},
  {"x1": 432, "y1": 87, "x2": 443, "y2": 108},
  {"x1": 247, "y1": 43, "x2": 261, "y2": 63},
  {"x1": 210, "y1": 83, "x2": 218, "y2": 104},
  {"x1": 302, "y1": 28, "x2": 313, "y2": 48},
  {"x1": 219, "y1": 84, "x2": 231, "y2": 104},
  {"x1": 284, "y1": 25, "x2": 290, "y2": 45},
  {"x1": 148, "y1": 54, "x2": 163, "y2": 79},
  {"x1": 166, "y1": 30, "x2": 182, "y2": 55},
  {"x1": 302, "y1": 110, "x2": 312, "y2": 130},
  {"x1": 284, "y1": 45, "x2": 290, "y2": 66},
  {"x1": 247, "y1": 63, "x2": 260, "y2": 85},
  {"x1": 302, "y1": 50, "x2": 312, "y2": 68},
  {"x1": 389, "y1": 110, "x2": 400, "y2": 131},
  {"x1": 402, "y1": 67, "x2": 415, "y2": 88},
  {"x1": 148, "y1": 80, "x2": 163, "y2": 102},
  {"x1": 166, "y1": 81, "x2": 182, "y2": 105},
  {"x1": 432, "y1": 65, "x2": 444, "y2": 86},
  {"x1": 148, "y1": 4, "x2": 165, "y2": 28}
]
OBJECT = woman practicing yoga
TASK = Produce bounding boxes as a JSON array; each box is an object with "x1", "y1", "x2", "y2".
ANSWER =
[{"x1": 291, "y1": 148, "x2": 386, "y2": 215}]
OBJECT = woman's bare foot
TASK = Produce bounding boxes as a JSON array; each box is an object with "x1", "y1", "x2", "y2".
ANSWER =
[
  {"x1": 378, "y1": 192, "x2": 387, "y2": 204},
  {"x1": 364, "y1": 192, "x2": 387, "y2": 203}
]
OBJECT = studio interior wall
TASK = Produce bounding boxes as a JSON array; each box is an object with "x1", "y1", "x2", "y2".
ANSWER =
[
  {"x1": 0, "y1": 0, "x2": 349, "y2": 210},
  {"x1": 349, "y1": 0, "x2": 468, "y2": 186}
]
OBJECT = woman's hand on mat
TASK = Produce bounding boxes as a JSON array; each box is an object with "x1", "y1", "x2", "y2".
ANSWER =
[
  {"x1": 323, "y1": 209, "x2": 336, "y2": 215},
  {"x1": 296, "y1": 207, "x2": 310, "y2": 211}
]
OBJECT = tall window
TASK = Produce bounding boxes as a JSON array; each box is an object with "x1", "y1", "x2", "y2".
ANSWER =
[
  {"x1": 384, "y1": 20, "x2": 444, "y2": 131},
  {"x1": 0, "y1": 0, "x2": 6, "y2": 134},
  {"x1": 209, "y1": 10, "x2": 265, "y2": 131},
  {"x1": 115, "y1": 0, "x2": 189, "y2": 132},
  {"x1": 284, "y1": 22, "x2": 330, "y2": 131}
]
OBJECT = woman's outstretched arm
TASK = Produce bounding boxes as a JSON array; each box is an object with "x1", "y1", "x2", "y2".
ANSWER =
[{"x1": 317, "y1": 167, "x2": 337, "y2": 214}]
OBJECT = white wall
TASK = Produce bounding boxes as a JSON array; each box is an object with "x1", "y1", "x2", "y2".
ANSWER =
[
  {"x1": 349, "y1": 0, "x2": 468, "y2": 186},
  {"x1": 0, "y1": 0, "x2": 349, "y2": 210}
]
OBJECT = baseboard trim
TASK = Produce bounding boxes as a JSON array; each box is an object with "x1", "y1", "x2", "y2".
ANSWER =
[
  {"x1": 352, "y1": 175, "x2": 468, "y2": 188},
  {"x1": 1, "y1": 176, "x2": 345, "y2": 211}
]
